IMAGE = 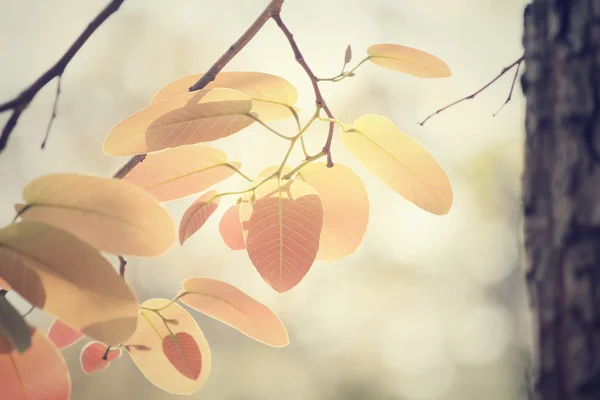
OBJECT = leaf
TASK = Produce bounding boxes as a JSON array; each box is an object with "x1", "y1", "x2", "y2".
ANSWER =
[
  {"x1": 219, "y1": 205, "x2": 246, "y2": 250},
  {"x1": 151, "y1": 72, "x2": 299, "y2": 121},
  {"x1": 103, "y1": 88, "x2": 254, "y2": 156},
  {"x1": 124, "y1": 299, "x2": 211, "y2": 395},
  {"x1": 48, "y1": 319, "x2": 84, "y2": 349},
  {"x1": 245, "y1": 179, "x2": 323, "y2": 293},
  {"x1": 181, "y1": 277, "x2": 288, "y2": 347},
  {"x1": 162, "y1": 332, "x2": 202, "y2": 380},
  {"x1": 0, "y1": 276, "x2": 10, "y2": 290},
  {"x1": 367, "y1": 44, "x2": 451, "y2": 78},
  {"x1": 299, "y1": 163, "x2": 370, "y2": 262},
  {"x1": 19, "y1": 173, "x2": 175, "y2": 257},
  {"x1": 119, "y1": 145, "x2": 240, "y2": 202},
  {"x1": 345, "y1": 44, "x2": 353, "y2": 64},
  {"x1": 0, "y1": 328, "x2": 71, "y2": 400},
  {"x1": 179, "y1": 191, "x2": 220, "y2": 245},
  {"x1": 0, "y1": 221, "x2": 139, "y2": 344},
  {"x1": 342, "y1": 115, "x2": 453, "y2": 215},
  {"x1": 80, "y1": 342, "x2": 122, "y2": 374},
  {"x1": 0, "y1": 296, "x2": 31, "y2": 353}
]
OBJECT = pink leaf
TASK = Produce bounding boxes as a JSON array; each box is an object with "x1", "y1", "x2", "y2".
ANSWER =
[
  {"x1": 48, "y1": 319, "x2": 84, "y2": 349},
  {"x1": 162, "y1": 332, "x2": 203, "y2": 381},
  {"x1": 80, "y1": 341, "x2": 122, "y2": 375}
]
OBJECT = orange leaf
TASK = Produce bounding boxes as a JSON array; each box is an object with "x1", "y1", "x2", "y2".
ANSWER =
[
  {"x1": 48, "y1": 319, "x2": 84, "y2": 349},
  {"x1": 118, "y1": 145, "x2": 239, "y2": 202},
  {"x1": 299, "y1": 163, "x2": 370, "y2": 262},
  {"x1": 103, "y1": 88, "x2": 254, "y2": 157},
  {"x1": 0, "y1": 328, "x2": 71, "y2": 400},
  {"x1": 245, "y1": 180, "x2": 323, "y2": 292},
  {"x1": 162, "y1": 332, "x2": 202, "y2": 380},
  {"x1": 181, "y1": 277, "x2": 288, "y2": 346},
  {"x1": 151, "y1": 72, "x2": 298, "y2": 121},
  {"x1": 20, "y1": 173, "x2": 175, "y2": 257},
  {"x1": 179, "y1": 191, "x2": 220, "y2": 245},
  {"x1": 367, "y1": 44, "x2": 451, "y2": 78},
  {"x1": 0, "y1": 276, "x2": 10, "y2": 290},
  {"x1": 80, "y1": 342, "x2": 122, "y2": 374},
  {"x1": 0, "y1": 221, "x2": 139, "y2": 344},
  {"x1": 124, "y1": 299, "x2": 211, "y2": 394},
  {"x1": 342, "y1": 115, "x2": 453, "y2": 215},
  {"x1": 219, "y1": 205, "x2": 246, "y2": 250}
]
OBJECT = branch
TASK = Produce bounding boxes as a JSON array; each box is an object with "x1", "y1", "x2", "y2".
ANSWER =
[
  {"x1": 0, "y1": 0, "x2": 125, "y2": 154},
  {"x1": 188, "y1": 0, "x2": 284, "y2": 91},
  {"x1": 417, "y1": 55, "x2": 524, "y2": 126},
  {"x1": 41, "y1": 75, "x2": 63, "y2": 149},
  {"x1": 112, "y1": 0, "x2": 284, "y2": 179},
  {"x1": 118, "y1": 255, "x2": 127, "y2": 278},
  {"x1": 272, "y1": 13, "x2": 336, "y2": 167}
]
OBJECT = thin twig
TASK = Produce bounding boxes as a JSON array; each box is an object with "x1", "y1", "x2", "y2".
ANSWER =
[
  {"x1": 118, "y1": 255, "x2": 127, "y2": 278},
  {"x1": 111, "y1": 0, "x2": 285, "y2": 179},
  {"x1": 493, "y1": 58, "x2": 522, "y2": 117},
  {"x1": 0, "y1": 0, "x2": 125, "y2": 154},
  {"x1": 41, "y1": 75, "x2": 63, "y2": 149},
  {"x1": 417, "y1": 55, "x2": 524, "y2": 126},
  {"x1": 271, "y1": 13, "x2": 336, "y2": 167}
]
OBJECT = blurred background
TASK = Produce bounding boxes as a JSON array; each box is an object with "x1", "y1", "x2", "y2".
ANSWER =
[{"x1": 0, "y1": 0, "x2": 531, "y2": 399}]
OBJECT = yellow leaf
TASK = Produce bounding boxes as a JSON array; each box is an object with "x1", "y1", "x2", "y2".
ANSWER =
[
  {"x1": 367, "y1": 44, "x2": 451, "y2": 78},
  {"x1": 19, "y1": 173, "x2": 175, "y2": 257},
  {"x1": 118, "y1": 145, "x2": 239, "y2": 202},
  {"x1": 246, "y1": 179, "x2": 323, "y2": 293},
  {"x1": 0, "y1": 221, "x2": 138, "y2": 344},
  {"x1": 103, "y1": 88, "x2": 254, "y2": 157},
  {"x1": 181, "y1": 277, "x2": 288, "y2": 347},
  {"x1": 299, "y1": 163, "x2": 370, "y2": 262},
  {"x1": 151, "y1": 72, "x2": 298, "y2": 121},
  {"x1": 125, "y1": 299, "x2": 211, "y2": 395},
  {"x1": 342, "y1": 115, "x2": 453, "y2": 215}
]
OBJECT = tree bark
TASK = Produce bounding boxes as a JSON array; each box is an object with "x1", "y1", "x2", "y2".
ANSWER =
[{"x1": 523, "y1": 0, "x2": 600, "y2": 399}]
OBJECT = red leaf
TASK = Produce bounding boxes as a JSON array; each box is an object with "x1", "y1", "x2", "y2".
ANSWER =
[
  {"x1": 219, "y1": 205, "x2": 246, "y2": 250},
  {"x1": 245, "y1": 180, "x2": 323, "y2": 292},
  {"x1": 162, "y1": 332, "x2": 202, "y2": 381},
  {"x1": 0, "y1": 328, "x2": 71, "y2": 400},
  {"x1": 48, "y1": 319, "x2": 84, "y2": 349},
  {"x1": 179, "y1": 191, "x2": 220, "y2": 245},
  {"x1": 80, "y1": 341, "x2": 122, "y2": 374}
]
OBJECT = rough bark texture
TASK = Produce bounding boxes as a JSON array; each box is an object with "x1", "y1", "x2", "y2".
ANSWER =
[{"x1": 523, "y1": 0, "x2": 600, "y2": 399}]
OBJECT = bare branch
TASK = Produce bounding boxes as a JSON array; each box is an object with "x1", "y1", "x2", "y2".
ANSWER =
[
  {"x1": 111, "y1": 154, "x2": 146, "y2": 179},
  {"x1": 41, "y1": 75, "x2": 63, "y2": 149},
  {"x1": 418, "y1": 55, "x2": 524, "y2": 126},
  {"x1": 112, "y1": 0, "x2": 284, "y2": 179},
  {"x1": 188, "y1": 0, "x2": 284, "y2": 91},
  {"x1": 0, "y1": 0, "x2": 125, "y2": 154},
  {"x1": 493, "y1": 58, "x2": 522, "y2": 117},
  {"x1": 271, "y1": 13, "x2": 337, "y2": 167},
  {"x1": 118, "y1": 255, "x2": 127, "y2": 278}
]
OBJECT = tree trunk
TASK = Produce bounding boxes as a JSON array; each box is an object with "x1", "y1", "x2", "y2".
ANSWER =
[{"x1": 523, "y1": 0, "x2": 600, "y2": 399}]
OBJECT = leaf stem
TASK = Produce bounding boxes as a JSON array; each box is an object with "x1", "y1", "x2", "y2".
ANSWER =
[
  {"x1": 141, "y1": 292, "x2": 188, "y2": 313},
  {"x1": 247, "y1": 114, "x2": 294, "y2": 140},
  {"x1": 225, "y1": 162, "x2": 253, "y2": 182},
  {"x1": 282, "y1": 151, "x2": 326, "y2": 179},
  {"x1": 318, "y1": 56, "x2": 372, "y2": 82}
]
